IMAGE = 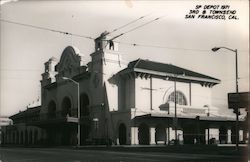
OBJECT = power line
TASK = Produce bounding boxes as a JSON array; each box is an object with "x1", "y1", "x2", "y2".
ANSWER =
[
  {"x1": 1, "y1": 19, "x2": 248, "y2": 53},
  {"x1": 0, "y1": 19, "x2": 94, "y2": 40},
  {"x1": 117, "y1": 41, "x2": 250, "y2": 52},
  {"x1": 105, "y1": 13, "x2": 151, "y2": 36},
  {"x1": 116, "y1": 41, "x2": 211, "y2": 52},
  {"x1": 110, "y1": 16, "x2": 165, "y2": 41}
]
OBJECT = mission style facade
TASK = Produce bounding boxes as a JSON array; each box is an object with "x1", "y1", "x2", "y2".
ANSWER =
[{"x1": 1, "y1": 32, "x2": 248, "y2": 146}]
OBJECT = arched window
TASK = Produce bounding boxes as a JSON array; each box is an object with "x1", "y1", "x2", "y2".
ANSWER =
[
  {"x1": 61, "y1": 97, "x2": 71, "y2": 117},
  {"x1": 48, "y1": 101, "x2": 56, "y2": 118},
  {"x1": 80, "y1": 93, "x2": 90, "y2": 116},
  {"x1": 167, "y1": 91, "x2": 187, "y2": 105}
]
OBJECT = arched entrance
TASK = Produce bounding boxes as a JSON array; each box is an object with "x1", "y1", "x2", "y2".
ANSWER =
[
  {"x1": 25, "y1": 130, "x2": 28, "y2": 145},
  {"x1": 80, "y1": 124, "x2": 91, "y2": 145},
  {"x1": 12, "y1": 132, "x2": 15, "y2": 144},
  {"x1": 16, "y1": 131, "x2": 19, "y2": 144},
  {"x1": 29, "y1": 131, "x2": 33, "y2": 145},
  {"x1": 62, "y1": 97, "x2": 71, "y2": 117},
  {"x1": 183, "y1": 124, "x2": 196, "y2": 144},
  {"x1": 118, "y1": 123, "x2": 126, "y2": 145},
  {"x1": 138, "y1": 123, "x2": 149, "y2": 145},
  {"x1": 155, "y1": 125, "x2": 166, "y2": 144},
  {"x1": 61, "y1": 125, "x2": 73, "y2": 145},
  {"x1": 80, "y1": 93, "x2": 90, "y2": 116},
  {"x1": 20, "y1": 131, "x2": 23, "y2": 144},
  {"x1": 79, "y1": 93, "x2": 90, "y2": 145},
  {"x1": 34, "y1": 130, "x2": 38, "y2": 145},
  {"x1": 48, "y1": 100, "x2": 56, "y2": 118}
]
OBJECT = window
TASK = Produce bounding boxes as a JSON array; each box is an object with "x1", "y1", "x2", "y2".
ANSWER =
[
  {"x1": 167, "y1": 91, "x2": 187, "y2": 105},
  {"x1": 61, "y1": 97, "x2": 71, "y2": 117}
]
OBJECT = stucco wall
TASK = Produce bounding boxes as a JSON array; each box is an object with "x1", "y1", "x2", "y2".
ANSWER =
[
  {"x1": 41, "y1": 78, "x2": 90, "y2": 117},
  {"x1": 134, "y1": 77, "x2": 213, "y2": 113},
  {"x1": 191, "y1": 83, "x2": 212, "y2": 107}
]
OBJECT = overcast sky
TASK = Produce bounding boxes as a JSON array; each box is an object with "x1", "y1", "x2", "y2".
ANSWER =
[{"x1": 0, "y1": 0, "x2": 249, "y2": 116}]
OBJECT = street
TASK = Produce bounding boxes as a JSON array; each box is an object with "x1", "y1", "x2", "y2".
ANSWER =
[{"x1": 0, "y1": 147, "x2": 245, "y2": 162}]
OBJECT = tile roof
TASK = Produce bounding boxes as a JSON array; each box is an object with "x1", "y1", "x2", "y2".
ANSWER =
[
  {"x1": 119, "y1": 58, "x2": 220, "y2": 84},
  {"x1": 10, "y1": 106, "x2": 41, "y2": 119}
]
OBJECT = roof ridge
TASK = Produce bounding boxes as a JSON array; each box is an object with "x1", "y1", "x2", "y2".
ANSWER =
[
  {"x1": 125, "y1": 58, "x2": 220, "y2": 82},
  {"x1": 133, "y1": 58, "x2": 141, "y2": 68}
]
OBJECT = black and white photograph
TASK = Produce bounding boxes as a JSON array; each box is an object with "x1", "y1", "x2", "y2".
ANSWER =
[{"x1": 0, "y1": 0, "x2": 249, "y2": 162}]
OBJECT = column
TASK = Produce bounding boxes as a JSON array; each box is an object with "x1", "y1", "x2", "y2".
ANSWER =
[
  {"x1": 150, "y1": 127, "x2": 156, "y2": 145},
  {"x1": 227, "y1": 129, "x2": 232, "y2": 144},
  {"x1": 177, "y1": 130, "x2": 183, "y2": 144},
  {"x1": 205, "y1": 129, "x2": 209, "y2": 144},
  {"x1": 165, "y1": 128, "x2": 169, "y2": 144},
  {"x1": 169, "y1": 127, "x2": 175, "y2": 142},
  {"x1": 131, "y1": 127, "x2": 138, "y2": 145},
  {"x1": 239, "y1": 130, "x2": 243, "y2": 142},
  {"x1": 243, "y1": 130, "x2": 248, "y2": 143}
]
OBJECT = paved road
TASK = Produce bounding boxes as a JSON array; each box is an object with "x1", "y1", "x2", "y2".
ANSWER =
[{"x1": 0, "y1": 147, "x2": 244, "y2": 162}]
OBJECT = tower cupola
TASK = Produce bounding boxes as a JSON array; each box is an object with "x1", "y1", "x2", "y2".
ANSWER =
[{"x1": 95, "y1": 31, "x2": 119, "y2": 52}]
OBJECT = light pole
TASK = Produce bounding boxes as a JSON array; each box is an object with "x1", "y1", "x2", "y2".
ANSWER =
[
  {"x1": 174, "y1": 77, "x2": 178, "y2": 144},
  {"x1": 165, "y1": 75, "x2": 178, "y2": 144},
  {"x1": 62, "y1": 77, "x2": 80, "y2": 147},
  {"x1": 159, "y1": 80, "x2": 177, "y2": 144},
  {"x1": 211, "y1": 47, "x2": 239, "y2": 150}
]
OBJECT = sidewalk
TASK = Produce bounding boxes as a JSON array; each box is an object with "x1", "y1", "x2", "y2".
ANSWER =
[
  {"x1": 1, "y1": 144, "x2": 248, "y2": 156},
  {"x1": 74, "y1": 144, "x2": 248, "y2": 156}
]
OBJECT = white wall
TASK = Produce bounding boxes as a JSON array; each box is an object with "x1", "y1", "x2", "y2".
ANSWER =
[
  {"x1": 135, "y1": 77, "x2": 150, "y2": 111},
  {"x1": 191, "y1": 84, "x2": 212, "y2": 107},
  {"x1": 134, "y1": 76, "x2": 214, "y2": 114}
]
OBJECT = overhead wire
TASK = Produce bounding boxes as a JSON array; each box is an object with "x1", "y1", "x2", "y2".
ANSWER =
[
  {"x1": 1, "y1": 18, "x2": 248, "y2": 53},
  {"x1": 0, "y1": 19, "x2": 94, "y2": 40},
  {"x1": 110, "y1": 16, "x2": 165, "y2": 41},
  {"x1": 105, "y1": 13, "x2": 152, "y2": 36},
  {"x1": 115, "y1": 41, "x2": 212, "y2": 52}
]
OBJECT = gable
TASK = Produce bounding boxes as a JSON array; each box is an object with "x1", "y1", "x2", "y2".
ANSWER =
[
  {"x1": 128, "y1": 59, "x2": 220, "y2": 81},
  {"x1": 117, "y1": 59, "x2": 220, "y2": 87},
  {"x1": 56, "y1": 46, "x2": 82, "y2": 73}
]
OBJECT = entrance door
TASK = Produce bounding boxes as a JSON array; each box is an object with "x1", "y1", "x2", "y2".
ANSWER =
[
  {"x1": 81, "y1": 124, "x2": 91, "y2": 145},
  {"x1": 118, "y1": 123, "x2": 126, "y2": 145},
  {"x1": 138, "y1": 123, "x2": 149, "y2": 145},
  {"x1": 183, "y1": 124, "x2": 196, "y2": 144},
  {"x1": 155, "y1": 125, "x2": 166, "y2": 144}
]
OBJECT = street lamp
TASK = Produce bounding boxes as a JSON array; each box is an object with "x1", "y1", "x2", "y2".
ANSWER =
[
  {"x1": 164, "y1": 74, "x2": 178, "y2": 144},
  {"x1": 62, "y1": 77, "x2": 80, "y2": 147},
  {"x1": 174, "y1": 76, "x2": 178, "y2": 144},
  {"x1": 211, "y1": 46, "x2": 239, "y2": 150}
]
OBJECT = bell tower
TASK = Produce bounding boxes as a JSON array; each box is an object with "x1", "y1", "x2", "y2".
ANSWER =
[
  {"x1": 88, "y1": 31, "x2": 125, "y2": 110},
  {"x1": 94, "y1": 31, "x2": 119, "y2": 52}
]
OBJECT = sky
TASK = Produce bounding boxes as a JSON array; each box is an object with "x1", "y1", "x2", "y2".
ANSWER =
[{"x1": 0, "y1": 0, "x2": 249, "y2": 116}]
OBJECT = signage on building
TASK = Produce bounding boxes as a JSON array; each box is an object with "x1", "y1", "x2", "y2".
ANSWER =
[
  {"x1": 67, "y1": 117, "x2": 79, "y2": 123},
  {"x1": 182, "y1": 108, "x2": 205, "y2": 114},
  {"x1": 228, "y1": 92, "x2": 250, "y2": 109}
]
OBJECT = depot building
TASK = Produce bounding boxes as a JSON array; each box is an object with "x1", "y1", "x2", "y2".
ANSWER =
[{"x1": 1, "y1": 32, "x2": 248, "y2": 146}]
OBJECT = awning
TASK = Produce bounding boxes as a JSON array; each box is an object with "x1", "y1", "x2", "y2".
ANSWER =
[{"x1": 134, "y1": 113, "x2": 244, "y2": 122}]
